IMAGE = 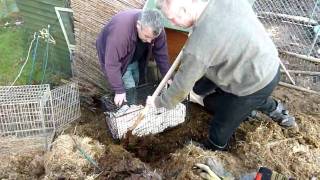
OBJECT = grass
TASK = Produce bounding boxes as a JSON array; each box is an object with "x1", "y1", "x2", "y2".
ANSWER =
[
  {"x1": 1, "y1": 10, "x2": 71, "y2": 86},
  {"x1": 0, "y1": 16, "x2": 45, "y2": 86},
  {"x1": 0, "y1": 26, "x2": 26, "y2": 85}
]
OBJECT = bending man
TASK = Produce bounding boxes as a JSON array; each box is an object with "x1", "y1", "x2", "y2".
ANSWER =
[{"x1": 96, "y1": 9, "x2": 171, "y2": 107}]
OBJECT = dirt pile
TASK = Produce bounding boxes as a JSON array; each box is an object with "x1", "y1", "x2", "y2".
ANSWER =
[
  {"x1": 1, "y1": 87, "x2": 318, "y2": 179},
  {"x1": 121, "y1": 104, "x2": 211, "y2": 164},
  {"x1": 121, "y1": 87, "x2": 320, "y2": 179},
  {"x1": 0, "y1": 151, "x2": 45, "y2": 179},
  {"x1": 98, "y1": 144, "x2": 161, "y2": 179},
  {"x1": 232, "y1": 113, "x2": 320, "y2": 178}
]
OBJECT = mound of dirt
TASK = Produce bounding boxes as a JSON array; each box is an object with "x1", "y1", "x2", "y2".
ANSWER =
[
  {"x1": 233, "y1": 113, "x2": 320, "y2": 178},
  {"x1": 3, "y1": 86, "x2": 316, "y2": 179},
  {"x1": 0, "y1": 151, "x2": 45, "y2": 179},
  {"x1": 44, "y1": 134, "x2": 105, "y2": 179},
  {"x1": 273, "y1": 86, "x2": 320, "y2": 114},
  {"x1": 98, "y1": 144, "x2": 161, "y2": 179},
  {"x1": 63, "y1": 107, "x2": 114, "y2": 145},
  {"x1": 121, "y1": 104, "x2": 211, "y2": 165},
  {"x1": 120, "y1": 87, "x2": 320, "y2": 179}
]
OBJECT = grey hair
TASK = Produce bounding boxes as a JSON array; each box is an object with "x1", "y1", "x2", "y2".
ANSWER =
[{"x1": 139, "y1": 9, "x2": 164, "y2": 36}]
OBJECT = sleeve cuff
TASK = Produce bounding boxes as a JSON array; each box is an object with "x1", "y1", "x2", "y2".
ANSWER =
[{"x1": 154, "y1": 97, "x2": 163, "y2": 108}]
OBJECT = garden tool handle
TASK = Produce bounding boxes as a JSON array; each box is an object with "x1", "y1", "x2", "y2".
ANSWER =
[
  {"x1": 151, "y1": 29, "x2": 193, "y2": 97},
  {"x1": 151, "y1": 51, "x2": 183, "y2": 98},
  {"x1": 128, "y1": 51, "x2": 183, "y2": 132}
]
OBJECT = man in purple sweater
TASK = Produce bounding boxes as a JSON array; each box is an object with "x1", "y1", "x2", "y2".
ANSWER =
[{"x1": 96, "y1": 9, "x2": 171, "y2": 107}]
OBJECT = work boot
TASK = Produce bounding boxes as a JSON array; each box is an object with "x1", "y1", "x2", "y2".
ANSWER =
[
  {"x1": 268, "y1": 101, "x2": 297, "y2": 128},
  {"x1": 201, "y1": 139, "x2": 228, "y2": 151}
]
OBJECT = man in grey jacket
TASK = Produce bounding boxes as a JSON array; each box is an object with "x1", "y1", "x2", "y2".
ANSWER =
[{"x1": 149, "y1": 0, "x2": 296, "y2": 151}]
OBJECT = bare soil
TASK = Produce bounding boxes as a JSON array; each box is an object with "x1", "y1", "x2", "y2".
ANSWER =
[{"x1": 1, "y1": 86, "x2": 319, "y2": 179}]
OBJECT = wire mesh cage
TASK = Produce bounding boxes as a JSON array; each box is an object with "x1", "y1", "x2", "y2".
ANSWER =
[
  {"x1": 0, "y1": 84, "x2": 54, "y2": 138},
  {"x1": 105, "y1": 84, "x2": 188, "y2": 139},
  {"x1": 0, "y1": 82, "x2": 81, "y2": 154},
  {"x1": 51, "y1": 82, "x2": 81, "y2": 128},
  {"x1": 253, "y1": 0, "x2": 320, "y2": 58},
  {"x1": 253, "y1": 0, "x2": 320, "y2": 92}
]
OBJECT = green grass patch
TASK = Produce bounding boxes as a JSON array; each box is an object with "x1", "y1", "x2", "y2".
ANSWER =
[{"x1": 0, "y1": 26, "x2": 46, "y2": 85}]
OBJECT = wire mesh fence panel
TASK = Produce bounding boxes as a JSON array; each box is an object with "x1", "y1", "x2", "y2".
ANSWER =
[
  {"x1": 0, "y1": 84, "x2": 51, "y2": 104},
  {"x1": 51, "y1": 82, "x2": 81, "y2": 129},
  {"x1": 0, "y1": 102, "x2": 47, "y2": 137},
  {"x1": 253, "y1": 0, "x2": 320, "y2": 93},
  {"x1": 0, "y1": 85, "x2": 53, "y2": 138},
  {"x1": 280, "y1": 53, "x2": 320, "y2": 91},
  {"x1": 253, "y1": 0, "x2": 320, "y2": 58}
]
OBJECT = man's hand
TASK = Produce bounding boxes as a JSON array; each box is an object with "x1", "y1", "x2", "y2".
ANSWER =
[
  {"x1": 164, "y1": 79, "x2": 173, "y2": 90},
  {"x1": 189, "y1": 90, "x2": 204, "y2": 106},
  {"x1": 114, "y1": 93, "x2": 127, "y2": 107},
  {"x1": 146, "y1": 96, "x2": 156, "y2": 108}
]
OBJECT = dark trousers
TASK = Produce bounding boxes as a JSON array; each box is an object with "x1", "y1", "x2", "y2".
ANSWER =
[{"x1": 193, "y1": 69, "x2": 280, "y2": 148}]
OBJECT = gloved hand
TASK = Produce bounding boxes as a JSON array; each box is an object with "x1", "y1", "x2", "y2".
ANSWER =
[
  {"x1": 189, "y1": 90, "x2": 204, "y2": 106},
  {"x1": 114, "y1": 93, "x2": 127, "y2": 107},
  {"x1": 194, "y1": 157, "x2": 234, "y2": 180},
  {"x1": 194, "y1": 163, "x2": 221, "y2": 180},
  {"x1": 146, "y1": 96, "x2": 156, "y2": 108}
]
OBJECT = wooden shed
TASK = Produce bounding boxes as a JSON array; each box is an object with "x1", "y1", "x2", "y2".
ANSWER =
[{"x1": 16, "y1": 0, "x2": 73, "y2": 84}]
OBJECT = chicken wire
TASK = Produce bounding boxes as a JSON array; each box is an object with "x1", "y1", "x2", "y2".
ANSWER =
[
  {"x1": 105, "y1": 84, "x2": 188, "y2": 139},
  {"x1": 253, "y1": 0, "x2": 320, "y2": 58},
  {"x1": 0, "y1": 82, "x2": 81, "y2": 154},
  {"x1": 280, "y1": 53, "x2": 320, "y2": 91},
  {"x1": 51, "y1": 82, "x2": 81, "y2": 128},
  {"x1": 253, "y1": 0, "x2": 320, "y2": 92}
]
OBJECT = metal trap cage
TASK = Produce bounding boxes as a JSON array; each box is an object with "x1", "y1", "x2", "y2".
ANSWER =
[
  {"x1": 105, "y1": 84, "x2": 188, "y2": 139},
  {"x1": 0, "y1": 82, "x2": 81, "y2": 154}
]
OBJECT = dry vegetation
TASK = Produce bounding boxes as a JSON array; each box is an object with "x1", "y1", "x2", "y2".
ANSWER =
[{"x1": 0, "y1": 87, "x2": 319, "y2": 179}]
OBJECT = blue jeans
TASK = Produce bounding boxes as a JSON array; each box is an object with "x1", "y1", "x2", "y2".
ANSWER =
[{"x1": 122, "y1": 61, "x2": 139, "y2": 89}]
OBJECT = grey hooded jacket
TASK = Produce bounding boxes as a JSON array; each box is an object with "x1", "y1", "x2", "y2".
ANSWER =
[{"x1": 155, "y1": 0, "x2": 280, "y2": 109}]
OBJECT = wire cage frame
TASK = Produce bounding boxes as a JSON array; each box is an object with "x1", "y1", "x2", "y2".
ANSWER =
[
  {"x1": 253, "y1": 0, "x2": 320, "y2": 92},
  {"x1": 253, "y1": 0, "x2": 320, "y2": 58},
  {"x1": 0, "y1": 82, "x2": 81, "y2": 154},
  {"x1": 107, "y1": 103, "x2": 186, "y2": 139},
  {"x1": 51, "y1": 82, "x2": 81, "y2": 129},
  {"x1": 105, "y1": 84, "x2": 188, "y2": 139}
]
